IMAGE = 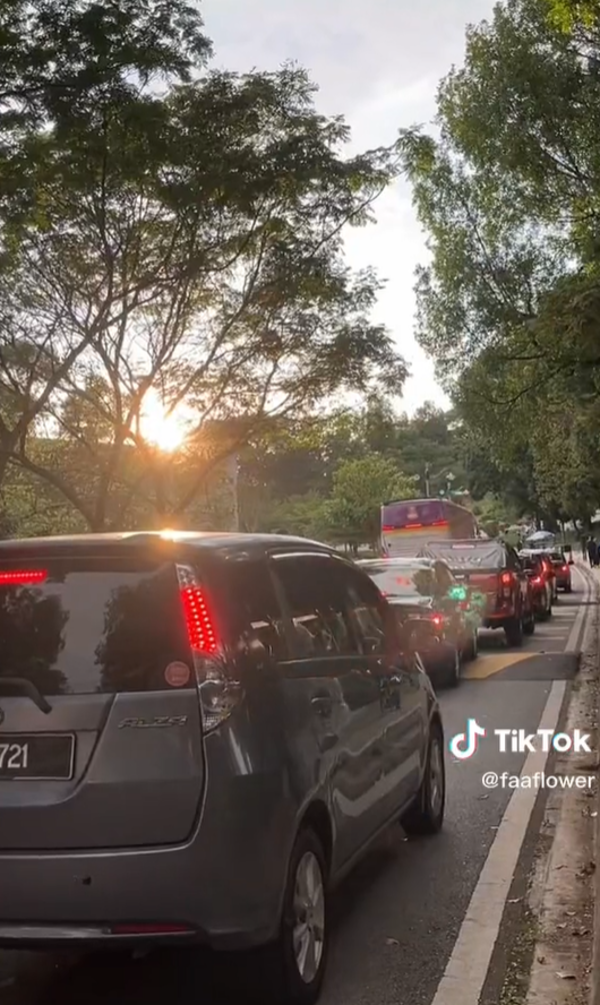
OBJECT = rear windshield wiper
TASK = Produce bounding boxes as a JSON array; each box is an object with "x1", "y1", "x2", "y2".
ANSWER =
[{"x1": 0, "y1": 677, "x2": 52, "y2": 714}]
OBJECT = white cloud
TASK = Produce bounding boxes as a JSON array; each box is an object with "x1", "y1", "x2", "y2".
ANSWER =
[{"x1": 200, "y1": 0, "x2": 495, "y2": 414}]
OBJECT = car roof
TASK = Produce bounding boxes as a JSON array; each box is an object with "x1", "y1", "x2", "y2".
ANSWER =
[{"x1": 0, "y1": 530, "x2": 337, "y2": 560}]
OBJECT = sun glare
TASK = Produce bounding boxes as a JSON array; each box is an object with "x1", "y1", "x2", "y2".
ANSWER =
[{"x1": 138, "y1": 389, "x2": 194, "y2": 452}]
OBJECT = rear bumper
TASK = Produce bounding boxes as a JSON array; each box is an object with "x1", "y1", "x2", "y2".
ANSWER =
[
  {"x1": 483, "y1": 611, "x2": 515, "y2": 628},
  {"x1": 0, "y1": 730, "x2": 299, "y2": 952},
  {"x1": 0, "y1": 833, "x2": 285, "y2": 953}
]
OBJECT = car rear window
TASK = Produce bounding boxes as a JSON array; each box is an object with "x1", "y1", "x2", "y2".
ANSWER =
[
  {"x1": 381, "y1": 499, "x2": 445, "y2": 529},
  {"x1": 361, "y1": 563, "x2": 435, "y2": 597},
  {"x1": 423, "y1": 540, "x2": 505, "y2": 570},
  {"x1": 0, "y1": 558, "x2": 192, "y2": 696},
  {"x1": 549, "y1": 552, "x2": 565, "y2": 562}
]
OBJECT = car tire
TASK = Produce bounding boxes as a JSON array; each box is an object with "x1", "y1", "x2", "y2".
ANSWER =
[
  {"x1": 565, "y1": 583, "x2": 572, "y2": 593},
  {"x1": 444, "y1": 646, "x2": 461, "y2": 687},
  {"x1": 401, "y1": 721, "x2": 445, "y2": 837},
  {"x1": 523, "y1": 609, "x2": 535, "y2": 635},
  {"x1": 255, "y1": 828, "x2": 329, "y2": 1005},
  {"x1": 468, "y1": 628, "x2": 479, "y2": 661},
  {"x1": 538, "y1": 593, "x2": 550, "y2": 622},
  {"x1": 505, "y1": 615, "x2": 524, "y2": 646}
]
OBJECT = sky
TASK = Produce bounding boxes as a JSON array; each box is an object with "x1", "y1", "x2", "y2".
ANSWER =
[{"x1": 200, "y1": 0, "x2": 495, "y2": 415}]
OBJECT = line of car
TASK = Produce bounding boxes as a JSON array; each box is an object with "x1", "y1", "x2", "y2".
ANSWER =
[
  {"x1": 0, "y1": 530, "x2": 575, "y2": 1004},
  {"x1": 358, "y1": 539, "x2": 574, "y2": 688}
]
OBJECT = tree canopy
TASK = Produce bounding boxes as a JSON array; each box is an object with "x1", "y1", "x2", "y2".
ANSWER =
[
  {"x1": 0, "y1": 2, "x2": 407, "y2": 530},
  {"x1": 400, "y1": 0, "x2": 600, "y2": 525}
]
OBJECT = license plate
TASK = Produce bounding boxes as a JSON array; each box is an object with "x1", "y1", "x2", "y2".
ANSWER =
[{"x1": 0, "y1": 734, "x2": 75, "y2": 780}]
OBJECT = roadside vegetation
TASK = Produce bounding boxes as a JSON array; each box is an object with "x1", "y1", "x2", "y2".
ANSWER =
[
  {"x1": 400, "y1": 0, "x2": 600, "y2": 531},
  {"x1": 1, "y1": 0, "x2": 598, "y2": 548}
]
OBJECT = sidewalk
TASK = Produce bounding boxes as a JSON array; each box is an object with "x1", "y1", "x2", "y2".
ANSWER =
[{"x1": 525, "y1": 560, "x2": 598, "y2": 1005}]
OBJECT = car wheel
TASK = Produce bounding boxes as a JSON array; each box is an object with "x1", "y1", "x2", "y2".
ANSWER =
[
  {"x1": 444, "y1": 646, "x2": 461, "y2": 687},
  {"x1": 505, "y1": 615, "x2": 524, "y2": 646},
  {"x1": 468, "y1": 628, "x2": 479, "y2": 660},
  {"x1": 401, "y1": 721, "x2": 445, "y2": 836},
  {"x1": 523, "y1": 608, "x2": 535, "y2": 635},
  {"x1": 256, "y1": 828, "x2": 329, "y2": 1005},
  {"x1": 565, "y1": 583, "x2": 572, "y2": 593},
  {"x1": 538, "y1": 593, "x2": 550, "y2": 622}
]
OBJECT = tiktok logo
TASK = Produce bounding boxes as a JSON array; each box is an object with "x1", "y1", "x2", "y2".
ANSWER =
[{"x1": 449, "y1": 718, "x2": 487, "y2": 760}]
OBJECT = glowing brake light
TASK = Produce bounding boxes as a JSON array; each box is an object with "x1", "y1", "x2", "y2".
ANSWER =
[
  {"x1": 176, "y1": 564, "x2": 241, "y2": 735},
  {"x1": 0, "y1": 569, "x2": 48, "y2": 586},
  {"x1": 179, "y1": 585, "x2": 218, "y2": 654},
  {"x1": 500, "y1": 572, "x2": 513, "y2": 585},
  {"x1": 531, "y1": 576, "x2": 542, "y2": 586},
  {"x1": 431, "y1": 614, "x2": 443, "y2": 627},
  {"x1": 562, "y1": 565, "x2": 568, "y2": 573}
]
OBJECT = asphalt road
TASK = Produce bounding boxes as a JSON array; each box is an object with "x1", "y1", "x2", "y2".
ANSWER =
[{"x1": 0, "y1": 569, "x2": 593, "y2": 1005}]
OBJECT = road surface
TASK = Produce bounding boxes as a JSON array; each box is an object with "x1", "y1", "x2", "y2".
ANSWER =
[{"x1": 1, "y1": 568, "x2": 593, "y2": 1005}]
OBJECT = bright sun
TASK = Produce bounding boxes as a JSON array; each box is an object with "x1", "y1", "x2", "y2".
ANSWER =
[{"x1": 138, "y1": 389, "x2": 194, "y2": 452}]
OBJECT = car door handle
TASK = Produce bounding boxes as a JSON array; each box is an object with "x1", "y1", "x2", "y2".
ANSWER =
[{"x1": 311, "y1": 695, "x2": 333, "y2": 717}]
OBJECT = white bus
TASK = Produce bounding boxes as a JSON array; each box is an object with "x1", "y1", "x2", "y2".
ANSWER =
[{"x1": 380, "y1": 497, "x2": 482, "y2": 558}]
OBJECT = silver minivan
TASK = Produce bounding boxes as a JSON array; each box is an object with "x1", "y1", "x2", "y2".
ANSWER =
[{"x1": 0, "y1": 531, "x2": 445, "y2": 1004}]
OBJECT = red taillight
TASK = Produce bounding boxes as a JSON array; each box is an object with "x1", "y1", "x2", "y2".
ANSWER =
[
  {"x1": 432, "y1": 614, "x2": 443, "y2": 627},
  {"x1": 500, "y1": 572, "x2": 513, "y2": 585},
  {"x1": 531, "y1": 576, "x2": 542, "y2": 586},
  {"x1": 0, "y1": 569, "x2": 48, "y2": 586},
  {"x1": 179, "y1": 585, "x2": 219, "y2": 654},
  {"x1": 110, "y1": 923, "x2": 192, "y2": 935},
  {"x1": 562, "y1": 565, "x2": 568, "y2": 573}
]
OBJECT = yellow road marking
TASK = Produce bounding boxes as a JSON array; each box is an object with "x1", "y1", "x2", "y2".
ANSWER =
[{"x1": 463, "y1": 652, "x2": 544, "y2": 680}]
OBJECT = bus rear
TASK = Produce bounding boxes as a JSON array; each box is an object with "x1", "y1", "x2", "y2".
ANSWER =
[{"x1": 380, "y1": 499, "x2": 478, "y2": 557}]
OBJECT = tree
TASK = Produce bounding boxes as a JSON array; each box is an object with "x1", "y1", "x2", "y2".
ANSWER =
[
  {"x1": 399, "y1": 0, "x2": 600, "y2": 519},
  {"x1": 0, "y1": 51, "x2": 406, "y2": 528},
  {"x1": 0, "y1": 1, "x2": 214, "y2": 486},
  {"x1": 322, "y1": 455, "x2": 416, "y2": 550}
]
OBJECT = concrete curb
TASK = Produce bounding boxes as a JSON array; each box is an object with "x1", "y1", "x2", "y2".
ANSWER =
[
  {"x1": 573, "y1": 559, "x2": 600, "y2": 1005},
  {"x1": 524, "y1": 562, "x2": 598, "y2": 1005},
  {"x1": 584, "y1": 565, "x2": 600, "y2": 1005}
]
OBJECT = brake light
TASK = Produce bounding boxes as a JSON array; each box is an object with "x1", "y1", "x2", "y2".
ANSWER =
[
  {"x1": 432, "y1": 614, "x2": 443, "y2": 627},
  {"x1": 179, "y1": 585, "x2": 218, "y2": 654},
  {"x1": 562, "y1": 565, "x2": 568, "y2": 573},
  {"x1": 176, "y1": 564, "x2": 241, "y2": 734},
  {"x1": 0, "y1": 569, "x2": 48, "y2": 586},
  {"x1": 531, "y1": 576, "x2": 542, "y2": 586},
  {"x1": 500, "y1": 572, "x2": 513, "y2": 585}
]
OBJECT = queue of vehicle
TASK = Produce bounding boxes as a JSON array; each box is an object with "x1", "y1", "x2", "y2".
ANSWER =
[{"x1": 0, "y1": 514, "x2": 576, "y2": 1004}]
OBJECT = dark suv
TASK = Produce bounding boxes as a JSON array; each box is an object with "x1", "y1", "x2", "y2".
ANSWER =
[
  {"x1": 0, "y1": 532, "x2": 445, "y2": 1005},
  {"x1": 419, "y1": 539, "x2": 535, "y2": 647}
]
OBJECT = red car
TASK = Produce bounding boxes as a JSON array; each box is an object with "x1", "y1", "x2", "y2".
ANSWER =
[
  {"x1": 547, "y1": 549, "x2": 573, "y2": 593},
  {"x1": 519, "y1": 552, "x2": 553, "y2": 619},
  {"x1": 419, "y1": 539, "x2": 535, "y2": 647}
]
